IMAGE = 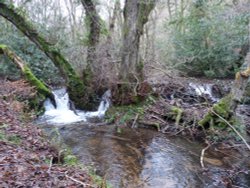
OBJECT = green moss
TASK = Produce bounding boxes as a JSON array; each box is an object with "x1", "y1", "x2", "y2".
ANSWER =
[
  {"x1": 170, "y1": 106, "x2": 183, "y2": 126},
  {"x1": 0, "y1": 44, "x2": 7, "y2": 53},
  {"x1": 64, "y1": 154, "x2": 78, "y2": 166},
  {"x1": 106, "y1": 96, "x2": 155, "y2": 126},
  {"x1": 0, "y1": 2, "x2": 87, "y2": 109},
  {"x1": 0, "y1": 44, "x2": 52, "y2": 112},
  {"x1": 0, "y1": 130, "x2": 21, "y2": 145},
  {"x1": 199, "y1": 94, "x2": 233, "y2": 128},
  {"x1": 23, "y1": 65, "x2": 51, "y2": 97},
  {"x1": 0, "y1": 44, "x2": 51, "y2": 98}
]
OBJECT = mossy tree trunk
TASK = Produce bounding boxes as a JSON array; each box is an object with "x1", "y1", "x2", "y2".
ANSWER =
[
  {"x1": 199, "y1": 52, "x2": 250, "y2": 128},
  {"x1": 80, "y1": 0, "x2": 101, "y2": 83},
  {"x1": 115, "y1": 0, "x2": 156, "y2": 104},
  {"x1": 0, "y1": 44, "x2": 53, "y2": 107},
  {"x1": 80, "y1": 0, "x2": 105, "y2": 109},
  {"x1": 0, "y1": 1, "x2": 88, "y2": 109}
]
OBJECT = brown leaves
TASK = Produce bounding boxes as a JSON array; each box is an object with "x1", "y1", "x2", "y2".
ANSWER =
[
  {"x1": 0, "y1": 79, "x2": 96, "y2": 187},
  {"x1": 0, "y1": 79, "x2": 36, "y2": 101}
]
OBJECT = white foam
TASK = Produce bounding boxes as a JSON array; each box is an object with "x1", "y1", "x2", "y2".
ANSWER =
[
  {"x1": 189, "y1": 83, "x2": 219, "y2": 102},
  {"x1": 42, "y1": 88, "x2": 111, "y2": 125}
]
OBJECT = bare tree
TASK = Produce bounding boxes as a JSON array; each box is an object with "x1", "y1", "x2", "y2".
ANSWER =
[{"x1": 64, "y1": 0, "x2": 78, "y2": 42}]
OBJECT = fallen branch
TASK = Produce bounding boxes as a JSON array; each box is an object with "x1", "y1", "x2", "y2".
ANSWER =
[
  {"x1": 132, "y1": 113, "x2": 139, "y2": 128},
  {"x1": 0, "y1": 45, "x2": 52, "y2": 98},
  {"x1": 212, "y1": 110, "x2": 250, "y2": 151},
  {"x1": 149, "y1": 114, "x2": 167, "y2": 124},
  {"x1": 200, "y1": 142, "x2": 210, "y2": 169},
  {"x1": 138, "y1": 120, "x2": 161, "y2": 131},
  {"x1": 65, "y1": 171, "x2": 96, "y2": 188},
  {"x1": 47, "y1": 157, "x2": 53, "y2": 174}
]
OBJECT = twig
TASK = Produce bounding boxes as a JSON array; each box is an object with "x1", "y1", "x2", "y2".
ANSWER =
[
  {"x1": 146, "y1": 64, "x2": 173, "y2": 78},
  {"x1": 211, "y1": 110, "x2": 250, "y2": 151},
  {"x1": 200, "y1": 143, "x2": 210, "y2": 169},
  {"x1": 65, "y1": 171, "x2": 96, "y2": 188},
  {"x1": 47, "y1": 157, "x2": 53, "y2": 173},
  {"x1": 132, "y1": 113, "x2": 139, "y2": 128},
  {"x1": 150, "y1": 114, "x2": 167, "y2": 124}
]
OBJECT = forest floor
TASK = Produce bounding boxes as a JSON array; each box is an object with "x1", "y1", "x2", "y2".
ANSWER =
[{"x1": 0, "y1": 79, "x2": 97, "y2": 188}]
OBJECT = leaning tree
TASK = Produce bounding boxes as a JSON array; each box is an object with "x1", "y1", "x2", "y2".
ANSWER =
[{"x1": 0, "y1": 0, "x2": 90, "y2": 109}]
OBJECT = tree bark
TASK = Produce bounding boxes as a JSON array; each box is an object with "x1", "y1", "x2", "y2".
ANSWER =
[
  {"x1": 0, "y1": 44, "x2": 53, "y2": 100},
  {"x1": 199, "y1": 52, "x2": 250, "y2": 128},
  {"x1": 121, "y1": 0, "x2": 156, "y2": 79},
  {"x1": 115, "y1": 0, "x2": 155, "y2": 104},
  {"x1": 81, "y1": 0, "x2": 101, "y2": 68},
  {"x1": 106, "y1": 0, "x2": 120, "y2": 59},
  {"x1": 0, "y1": 1, "x2": 87, "y2": 109}
]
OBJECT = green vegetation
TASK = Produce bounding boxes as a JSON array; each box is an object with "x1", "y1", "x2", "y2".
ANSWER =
[
  {"x1": 0, "y1": 44, "x2": 52, "y2": 111},
  {"x1": 0, "y1": 128, "x2": 22, "y2": 145},
  {"x1": 0, "y1": 1, "x2": 88, "y2": 109},
  {"x1": 0, "y1": 132, "x2": 21, "y2": 145},
  {"x1": 165, "y1": 1, "x2": 249, "y2": 78},
  {"x1": 170, "y1": 106, "x2": 183, "y2": 126},
  {"x1": 105, "y1": 95, "x2": 156, "y2": 125}
]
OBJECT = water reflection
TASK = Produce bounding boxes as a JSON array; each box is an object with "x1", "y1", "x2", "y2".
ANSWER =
[{"x1": 59, "y1": 125, "x2": 203, "y2": 188}]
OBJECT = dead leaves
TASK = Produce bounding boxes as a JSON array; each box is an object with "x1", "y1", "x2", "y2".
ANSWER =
[{"x1": 0, "y1": 79, "x2": 95, "y2": 187}]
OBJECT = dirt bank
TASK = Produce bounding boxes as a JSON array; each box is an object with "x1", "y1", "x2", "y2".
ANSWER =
[{"x1": 0, "y1": 79, "x2": 96, "y2": 187}]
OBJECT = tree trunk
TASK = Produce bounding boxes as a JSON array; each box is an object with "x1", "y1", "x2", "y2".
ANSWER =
[
  {"x1": 0, "y1": 44, "x2": 54, "y2": 106},
  {"x1": 0, "y1": 1, "x2": 87, "y2": 109},
  {"x1": 81, "y1": 0, "x2": 101, "y2": 75},
  {"x1": 115, "y1": 0, "x2": 155, "y2": 104},
  {"x1": 106, "y1": 0, "x2": 120, "y2": 59},
  {"x1": 199, "y1": 52, "x2": 250, "y2": 128}
]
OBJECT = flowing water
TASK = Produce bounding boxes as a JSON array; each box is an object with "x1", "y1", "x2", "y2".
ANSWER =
[
  {"x1": 38, "y1": 87, "x2": 250, "y2": 188},
  {"x1": 189, "y1": 82, "x2": 219, "y2": 102},
  {"x1": 59, "y1": 124, "x2": 205, "y2": 188},
  {"x1": 41, "y1": 88, "x2": 111, "y2": 124}
]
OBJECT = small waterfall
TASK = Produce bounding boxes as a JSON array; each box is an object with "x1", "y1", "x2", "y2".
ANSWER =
[
  {"x1": 42, "y1": 88, "x2": 111, "y2": 125},
  {"x1": 189, "y1": 83, "x2": 219, "y2": 102},
  {"x1": 85, "y1": 90, "x2": 111, "y2": 118},
  {"x1": 52, "y1": 88, "x2": 70, "y2": 110}
]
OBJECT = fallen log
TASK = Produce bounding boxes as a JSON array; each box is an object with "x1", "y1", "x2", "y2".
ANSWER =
[
  {"x1": 199, "y1": 52, "x2": 250, "y2": 128},
  {"x1": 0, "y1": 44, "x2": 53, "y2": 103}
]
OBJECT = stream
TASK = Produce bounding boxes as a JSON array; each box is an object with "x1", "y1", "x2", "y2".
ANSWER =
[
  {"x1": 38, "y1": 85, "x2": 250, "y2": 188},
  {"x1": 59, "y1": 124, "x2": 204, "y2": 188}
]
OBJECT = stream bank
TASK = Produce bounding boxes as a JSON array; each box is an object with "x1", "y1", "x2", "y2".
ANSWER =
[{"x1": 0, "y1": 79, "x2": 97, "y2": 187}]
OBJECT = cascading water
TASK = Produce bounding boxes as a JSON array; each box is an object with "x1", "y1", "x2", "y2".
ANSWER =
[
  {"x1": 85, "y1": 90, "x2": 111, "y2": 118},
  {"x1": 42, "y1": 88, "x2": 110, "y2": 125},
  {"x1": 189, "y1": 82, "x2": 219, "y2": 102}
]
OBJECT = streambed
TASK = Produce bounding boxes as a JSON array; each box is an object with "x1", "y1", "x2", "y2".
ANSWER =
[
  {"x1": 40, "y1": 123, "x2": 250, "y2": 188},
  {"x1": 59, "y1": 124, "x2": 204, "y2": 188},
  {"x1": 37, "y1": 85, "x2": 250, "y2": 188}
]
